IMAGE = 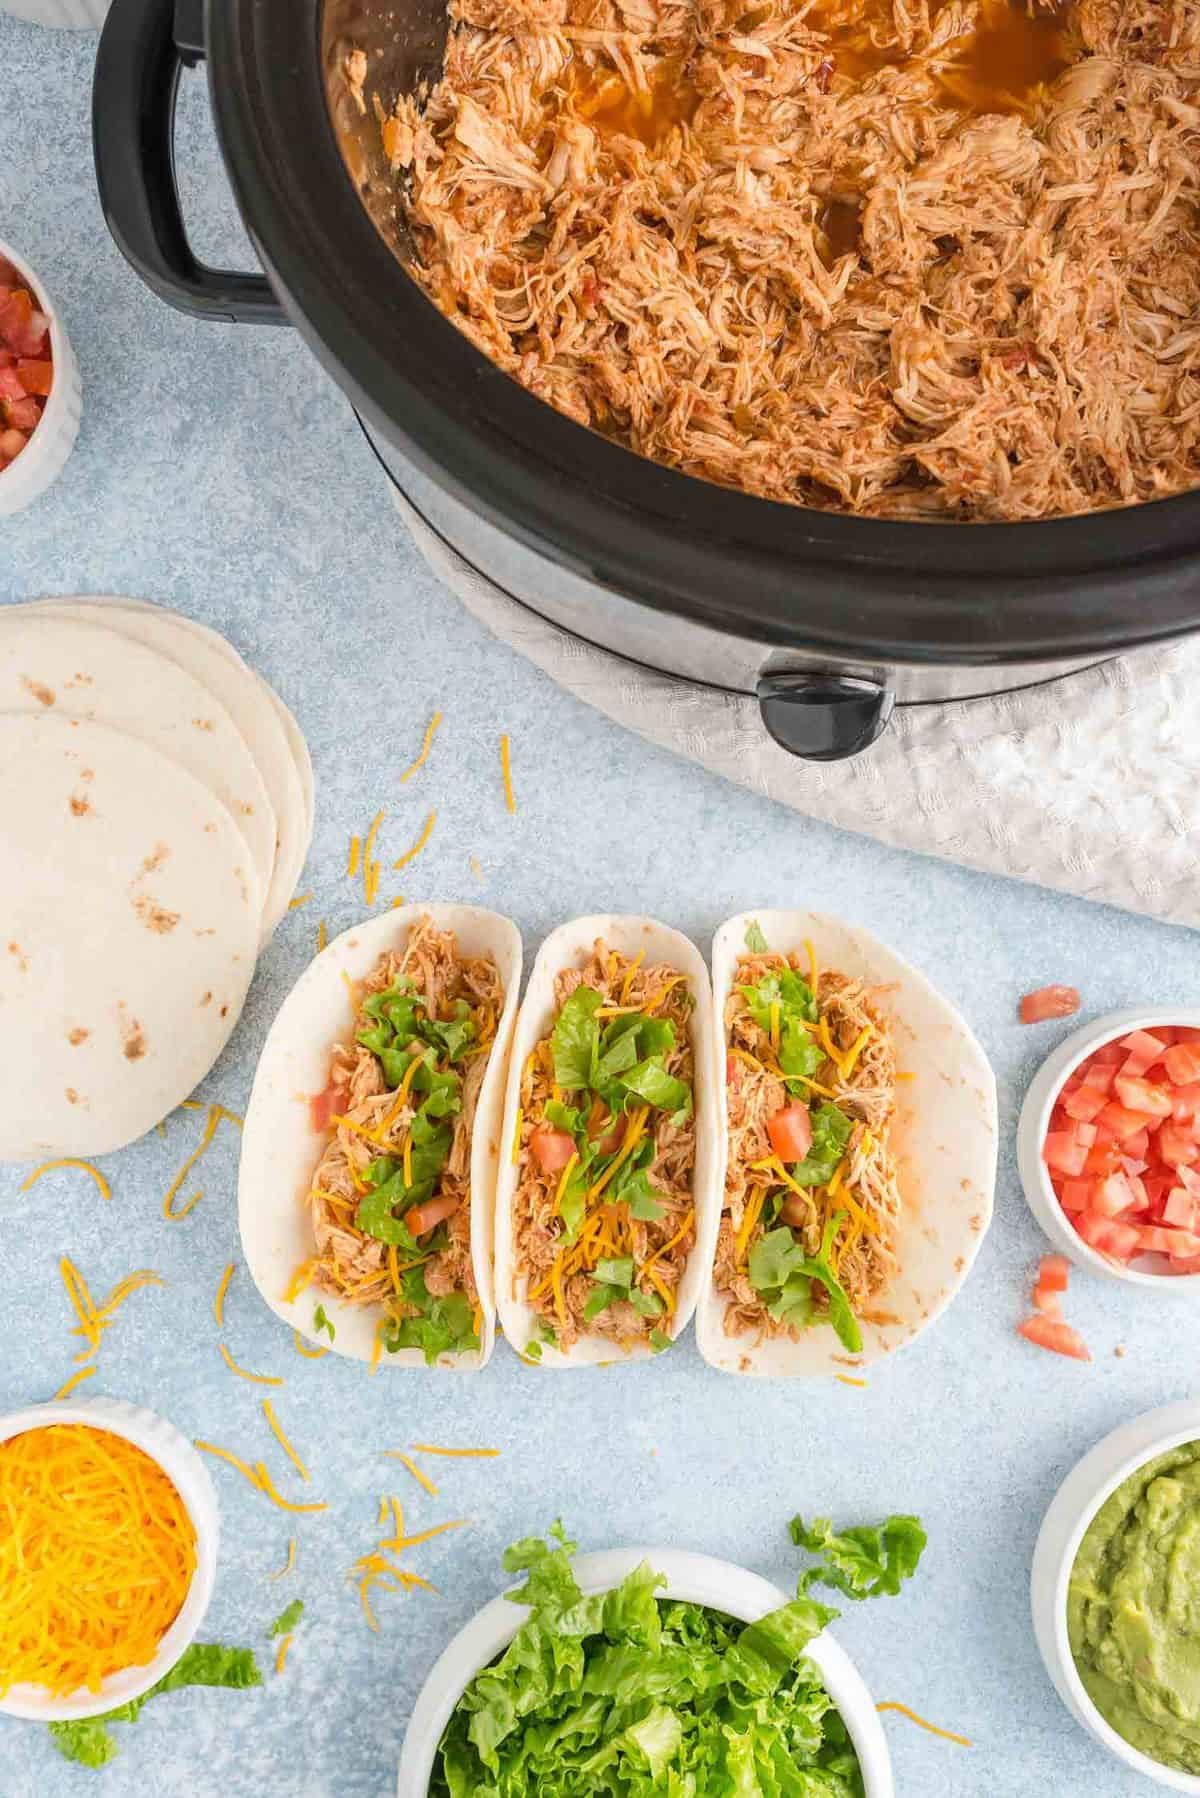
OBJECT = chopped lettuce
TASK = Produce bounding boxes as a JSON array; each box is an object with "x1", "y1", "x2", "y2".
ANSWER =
[
  {"x1": 384, "y1": 1270, "x2": 478, "y2": 1365},
  {"x1": 549, "y1": 985, "x2": 691, "y2": 1122},
  {"x1": 789, "y1": 1103, "x2": 854, "y2": 1188},
  {"x1": 267, "y1": 1600, "x2": 304, "y2": 1638},
  {"x1": 791, "y1": 1515, "x2": 927, "y2": 1600},
  {"x1": 749, "y1": 1214, "x2": 863, "y2": 1353},
  {"x1": 744, "y1": 919, "x2": 770, "y2": 954},
  {"x1": 433, "y1": 1518, "x2": 924, "y2": 1796},
  {"x1": 48, "y1": 1645, "x2": 260, "y2": 1769}
]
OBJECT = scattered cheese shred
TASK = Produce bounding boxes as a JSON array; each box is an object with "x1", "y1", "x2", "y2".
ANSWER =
[
  {"x1": 734, "y1": 1187, "x2": 765, "y2": 1264},
  {"x1": 283, "y1": 1259, "x2": 318, "y2": 1304},
  {"x1": 370, "y1": 1318, "x2": 386, "y2": 1376},
  {"x1": 769, "y1": 1001, "x2": 781, "y2": 1051},
  {"x1": 378, "y1": 1519, "x2": 467, "y2": 1554},
  {"x1": 362, "y1": 809, "x2": 385, "y2": 908},
  {"x1": 20, "y1": 1158, "x2": 111, "y2": 1204},
  {"x1": 269, "y1": 1538, "x2": 297, "y2": 1581},
  {"x1": 411, "y1": 1444, "x2": 500, "y2": 1459},
  {"x1": 318, "y1": 920, "x2": 328, "y2": 954},
  {"x1": 162, "y1": 1103, "x2": 227, "y2": 1221},
  {"x1": 293, "y1": 1330, "x2": 329, "y2": 1360},
  {"x1": 53, "y1": 1365, "x2": 97, "y2": 1401},
  {"x1": 253, "y1": 1463, "x2": 328, "y2": 1515},
  {"x1": 384, "y1": 1452, "x2": 439, "y2": 1497},
  {"x1": 836, "y1": 1374, "x2": 868, "y2": 1388},
  {"x1": 499, "y1": 734, "x2": 516, "y2": 814},
  {"x1": 347, "y1": 835, "x2": 361, "y2": 877},
  {"x1": 399, "y1": 711, "x2": 443, "y2": 784},
  {"x1": 195, "y1": 1439, "x2": 263, "y2": 1491},
  {"x1": 213, "y1": 1262, "x2": 235, "y2": 1326},
  {"x1": 392, "y1": 809, "x2": 436, "y2": 874},
  {"x1": 876, "y1": 1702, "x2": 972, "y2": 1747},
  {"x1": 804, "y1": 938, "x2": 820, "y2": 994},
  {"x1": 288, "y1": 892, "x2": 313, "y2": 911},
  {"x1": 0, "y1": 1424, "x2": 197, "y2": 1697},
  {"x1": 841, "y1": 1024, "x2": 874, "y2": 1077},
  {"x1": 553, "y1": 1152, "x2": 579, "y2": 1214},
  {"x1": 511, "y1": 1105, "x2": 523, "y2": 1166},
  {"x1": 262, "y1": 1400, "x2": 311, "y2": 1484},
  {"x1": 618, "y1": 950, "x2": 645, "y2": 1005},
  {"x1": 275, "y1": 1635, "x2": 292, "y2": 1675},
  {"x1": 219, "y1": 1342, "x2": 283, "y2": 1386}
]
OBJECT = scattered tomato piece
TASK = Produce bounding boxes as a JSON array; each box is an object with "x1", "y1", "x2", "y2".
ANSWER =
[
  {"x1": 1038, "y1": 1255, "x2": 1070, "y2": 1291},
  {"x1": 1020, "y1": 985, "x2": 1081, "y2": 1025},
  {"x1": 1018, "y1": 1315, "x2": 1091, "y2": 1360}
]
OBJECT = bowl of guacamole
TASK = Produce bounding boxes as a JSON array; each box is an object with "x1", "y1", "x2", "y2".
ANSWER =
[{"x1": 1033, "y1": 1401, "x2": 1200, "y2": 1791}]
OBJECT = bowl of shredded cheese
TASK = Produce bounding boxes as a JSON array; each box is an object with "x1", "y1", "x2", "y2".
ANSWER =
[{"x1": 0, "y1": 1396, "x2": 219, "y2": 1721}]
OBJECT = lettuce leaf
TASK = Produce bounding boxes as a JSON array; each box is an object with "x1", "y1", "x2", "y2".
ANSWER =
[
  {"x1": 789, "y1": 1103, "x2": 853, "y2": 1188},
  {"x1": 744, "y1": 920, "x2": 769, "y2": 954},
  {"x1": 267, "y1": 1599, "x2": 304, "y2": 1637},
  {"x1": 48, "y1": 1645, "x2": 260, "y2": 1769},
  {"x1": 790, "y1": 1515, "x2": 927, "y2": 1599},
  {"x1": 748, "y1": 1217, "x2": 863, "y2": 1353},
  {"x1": 552, "y1": 986, "x2": 603, "y2": 1090}
]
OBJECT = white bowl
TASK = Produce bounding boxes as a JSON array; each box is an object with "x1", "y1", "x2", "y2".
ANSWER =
[
  {"x1": 397, "y1": 1545, "x2": 893, "y2": 1797},
  {"x1": 1017, "y1": 1006, "x2": 1200, "y2": 1287},
  {"x1": 0, "y1": 1396, "x2": 220, "y2": 1721},
  {"x1": 0, "y1": 241, "x2": 82, "y2": 517},
  {"x1": 1031, "y1": 1400, "x2": 1200, "y2": 1791}
]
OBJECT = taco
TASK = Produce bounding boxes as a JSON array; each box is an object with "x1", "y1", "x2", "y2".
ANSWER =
[
  {"x1": 698, "y1": 911, "x2": 997, "y2": 1376},
  {"x1": 239, "y1": 905, "x2": 521, "y2": 1368},
  {"x1": 495, "y1": 917, "x2": 718, "y2": 1366}
]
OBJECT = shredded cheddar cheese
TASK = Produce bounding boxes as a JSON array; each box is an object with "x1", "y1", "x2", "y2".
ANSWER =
[
  {"x1": 734, "y1": 1187, "x2": 765, "y2": 1264},
  {"x1": 20, "y1": 1159, "x2": 111, "y2": 1204},
  {"x1": 275, "y1": 1635, "x2": 292, "y2": 1675},
  {"x1": 284, "y1": 1259, "x2": 318, "y2": 1304},
  {"x1": 214, "y1": 1262, "x2": 234, "y2": 1326},
  {"x1": 399, "y1": 711, "x2": 443, "y2": 784},
  {"x1": 836, "y1": 1374, "x2": 868, "y2": 1388},
  {"x1": 384, "y1": 1452, "x2": 438, "y2": 1497},
  {"x1": 347, "y1": 835, "x2": 361, "y2": 877},
  {"x1": 511, "y1": 1105, "x2": 524, "y2": 1165},
  {"x1": 362, "y1": 809, "x2": 385, "y2": 908},
  {"x1": 804, "y1": 937, "x2": 819, "y2": 993},
  {"x1": 293, "y1": 1330, "x2": 329, "y2": 1360},
  {"x1": 262, "y1": 1400, "x2": 311, "y2": 1484},
  {"x1": 410, "y1": 1444, "x2": 499, "y2": 1459},
  {"x1": 253, "y1": 1463, "x2": 328, "y2": 1515},
  {"x1": 378, "y1": 1519, "x2": 467, "y2": 1554},
  {"x1": 553, "y1": 1152, "x2": 579, "y2": 1214},
  {"x1": 769, "y1": 1001, "x2": 781, "y2": 1051},
  {"x1": 219, "y1": 1343, "x2": 283, "y2": 1387},
  {"x1": 162, "y1": 1103, "x2": 229, "y2": 1220},
  {"x1": 53, "y1": 1365, "x2": 97, "y2": 1401},
  {"x1": 318, "y1": 919, "x2": 328, "y2": 954},
  {"x1": 288, "y1": 892, "x2": 313, "y2": 911},
  {"x1": 618, "y1": 950, "x2": 645, "y2": 1004},
  {"x1": 876, "y1": 1702, "x2": 971, "y2": 1747},
  {"x1": 195, "y1": 1441, "x2": 263, "y2": 1490},
  {"x1": 841, "y1": 1024, "x2": 873, "y2": 1076},
  {"x1": 370, "y1": 1318, "x2": 386, "y2": 1376},
  {"x1": 270, "y1": 1539, "x2": 298, "y2": 1581},
  {"x1": 392, "y1": 809, "x2": 437, "y2": 874},
  {"x1": 499, "y1": 734, "x2": 516, "y2": 813},
  {"x1": 0, "y1": 1424, "x2": 197, "y2": 1698}
]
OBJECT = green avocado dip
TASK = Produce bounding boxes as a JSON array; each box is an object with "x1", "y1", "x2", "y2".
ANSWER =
[{"x1": 1068, "y1": 1440, "x2": 1200, "y2": 1773}]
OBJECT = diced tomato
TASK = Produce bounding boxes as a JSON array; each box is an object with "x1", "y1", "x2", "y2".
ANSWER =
[
  {"x1": 1020, "y1": 985, "x2": 1081, "y2": 1024},
  {"x1": 1171, "y1": 1254, "x2": 1200, "y2": 1274},
  {"x1": 1172, "y1": 1084, "x2": 1200, "y2": 1122},
  {"x1": 1175, "y1": 1028, "x2": 1200, "y2": 1046},
  {"x1": 1059, "y1": 1179, "x2": 1093, "y2": 1213},
  {"x1": 309, "y1": 1079, "x2": 348, "y2": 1134},
  {"x1": 14, "y1": 358, "x2": 51, "y2": 397},
  {"x1": 0, "y1": 288, "x2": 48, "y2": 358},
  {"x1": 1163, "y1": 1188, "x2": 1199, "y2": 1230},
  {"x1": 1093, "y1": 1171, "x2": 1137, "y2": 1217},
  {"x1": 1044, "y1": 1131, "x2": 1089, "y2": 1177},
  {"x1": 586, "y1": 1100, "x2": 625, "y2": 1158},
  {"x1": 1164, "y1": 1042, "x2": 1200, "y2": 1086},
  {"x1": 1092, "y1": 1042, "x2": 1126, "y2": 1066},
  {"x1": 1038, "y1": 1254, "x2": 1071, "y2": 1291},
  {"x1": 725, "y1": 1053, "x2": 742, "y2": 1088},
  {"x1": 1122, "y1": 1128, "x2": 1150, "y2": 1160},
  {"x1": 1018, "y1": 1315, "x2": 1091, "y2": 1361},
  {"x1": 1083, "y1": 1139, "x2": 1125, "y2": 1177},
  {"x1": 1120, "y1": 1030, "x2": 1168, "y2": 1075},
  {"x1": 1114, "y1": 1075, "x2": 1173, "y2": 1119},
  {"x1": 403, "y1": 1193, "x2": 460, "y2": 1237},
  {"x1": 0, "y1": 428, "x2": 26, "y2": 464},
  {"x1": 1063, "y1": 1084, "x2": 1108, "y2": 1123},
  {"x1": 1177, "y1": 1165, "x2": 1200, "y2": 1198},
  {"x1": 1158, "y1": 1123, "x2": 1200, "y2": 1168},
  {"x1": 0, "y1": 259, "x2": 18, "y2": 286},
  {"x1": 1138, "y1": 1224, "x2": 1200, "y2": 1257},
  {"x1": 779, "y1": 1193, "x2": 810, "y2": 1227},
  {"x1": 2, "y1": 396, "x2": 38, "y2": 432},
  {"x1": 1032, "y1": 1284, "x2": 1063, "y2": 1317},
  {"x1": 1075, "y1": 1210, "x2": 1141, "y2": 1261},
  {"x1": 0, "y1": 365, "x2": 25, "y2": 402},
  {"x1": 1098, "y1": 1101, "x2": 1152, "y2": 1142},
  {"x1": 529, "y1": 1123, "x2": 576, "y2": 1174},
  {"x1": 767, "y1": 1102, "x2": 812, "y2": 1164}
]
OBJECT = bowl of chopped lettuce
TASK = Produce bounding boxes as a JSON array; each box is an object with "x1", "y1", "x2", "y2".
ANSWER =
[{"x1": 398, "y1": 1515, "x2": 927, "y2": 1796}]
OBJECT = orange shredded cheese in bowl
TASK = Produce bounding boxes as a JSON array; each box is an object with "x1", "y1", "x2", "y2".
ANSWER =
[{"x1": 0, "y1": 1424, "x2": 197, "y2": 1700}]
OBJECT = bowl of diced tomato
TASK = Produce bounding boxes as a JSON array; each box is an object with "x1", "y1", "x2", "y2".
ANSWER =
[
  {"x1": 1018, "y1": 1009, "x2": 1200, "y2": 1287},
  {"x1": 0, "y1": 241, "x2": 81, "y2": 517}
]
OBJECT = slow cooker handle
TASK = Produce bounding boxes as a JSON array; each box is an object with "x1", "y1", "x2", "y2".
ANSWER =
[
  {"x1": 757, "y1": 673, "x2": 895, "y2": 761},
  {"x1": 93, "y1": 0, "x2": 286, "y2": 324}
]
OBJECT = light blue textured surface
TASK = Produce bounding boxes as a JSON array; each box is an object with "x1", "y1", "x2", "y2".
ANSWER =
[{"x1": 3, "y1": 17, "x2": 1199, "y2": 1794}]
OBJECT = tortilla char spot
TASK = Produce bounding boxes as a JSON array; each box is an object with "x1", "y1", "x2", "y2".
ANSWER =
[
  {"x1": 69, "y1": 793, "x2": 91, "y2": 817},
  {"x1": 220, "y1": 1003, "x2": 229, "y2": 1018},
  {"x1": 199, "y1": 990, "x2": 213, "y2": 1007},
  {"x1": 65, "y1": 1087, "x2": 80, "y2": 1105},
  {"x1": 67, "y1": 1026, "x2": 90, "y2": 1046},
  {"x1": 970, "y1": 1213, "x2": 982, "y2": 1232},
  {"x1": 121, "y1": 1016, "x2": 148, "y2": 1060},
  {"x1": 139, "y1": 842, "x2": 170, "y2": 876},
  {"x1": 80, "y1": 767, "x2": 94, "y2": 782},
  {"x1": 132, "y1": 893, "x2": 181, "y2": 935},
  {"x1": 954, "y1": 1254, "x2": 964, "y2": 1273},
  {"x1": 7, "y1": 941, "x2": 28, "y2": 973},
  {"x1": 193, "y1": 717, "x2": 216, "y2": 732},
  {"x1": 20, "y1": 675, "x2": 55, "y2": 707}
]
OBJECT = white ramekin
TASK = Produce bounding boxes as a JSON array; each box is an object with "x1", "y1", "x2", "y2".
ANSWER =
[
  {"x1": 1016, "y1": 1006, "x2": 1200, "y2": 1287},
  {"x1": 0, "y1": 0, "x2": 108, "y2": 26},
  {"x1": 0, "y1": 240, "x2": 82, "y2": 517},
  {"x1": 0, "y1": 1396, "x2": 220, "y2": 1722},
  {"x1": 1031, "y1": 1399, "x2": 1200, "y2": 1792},
  {"x1": 397, "y1": 1546, "x2": 893, "y2": 1797}
]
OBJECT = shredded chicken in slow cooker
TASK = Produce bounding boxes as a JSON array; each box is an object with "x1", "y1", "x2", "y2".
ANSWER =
[{"x1": 376, "y1": 0, "x2": 1200, "y2": 519}]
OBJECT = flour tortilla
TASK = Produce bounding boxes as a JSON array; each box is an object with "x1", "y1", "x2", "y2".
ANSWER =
[
  {"x1": 0, "y1": 611, "x2": 276, "y2": 915},
  {"x1": 24, "y1": 599, "x2": 310, "y2": 941},
  {"x1": 493, "y1": 915, "x2": 721, "y2": 1367},
  {"x1": 239, "y1": 904, "x2": 522, "y2": 1368},
  {"x1": 0, "y1": 713, "x2": 261, "y2": 1161},
  {"x1": 696, "y1": 910, "x2": 998, "y2": 1377}
]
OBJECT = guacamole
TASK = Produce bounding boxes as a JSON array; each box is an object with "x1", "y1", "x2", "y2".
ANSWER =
[{"x1": 1068, "y1": 1440, "x2": 1200, "y2": 1773}]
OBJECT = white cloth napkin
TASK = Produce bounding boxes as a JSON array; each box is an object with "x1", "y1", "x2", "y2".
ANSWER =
[{"x1": 394, "y1": 490, "x2": 1200, "y2": 929}]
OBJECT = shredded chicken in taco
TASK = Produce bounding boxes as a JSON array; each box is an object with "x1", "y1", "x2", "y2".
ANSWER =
[
  {"x1": 374, "y1": 0, "x2": 1200, "y2": 520},
  {"x1": 303, "y1": 915, "x2": 504, "y2": 1363},
  {"x1": 713, "y1": 922, "x2": 901, "y2": 1352},
  {"x1": 512, "y1": 940, "x2": 697, "y2": 1354}
]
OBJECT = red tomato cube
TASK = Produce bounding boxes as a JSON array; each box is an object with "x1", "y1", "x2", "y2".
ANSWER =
[
  {"x1": 1120, "y1": 1031, "x2": 1168, "y2": 1075},
  {"x1": 1038, "y1": 1254, "x2": 1071, "y2": 1291},
  {"x1": 1094, "y1": 1171, "x2": 1137, "y2": 1217},
  {"x1": 1063, "y1": 1084, "x2": 1108, "y2": 1123},
  {"x1": 1059, "y1": 1179, "x2": 1092, "y2": 1213},
  {"x1": 1158, "y1": 1123, "x2": 1200, "y2": 1168},
  {"x1": 1114, "y1": 1076, "x2": 1173, "y2": 1119},
  {"x1": 14, "y1": 359, "x2": 51, "y2": 397},
  {"x1": 1044, "y1": 1132, "x2": 1089, "y2": 1177},
  {"x1": 1163, "y1": 1188, "x2": 1199, "y2": 1230},
  {"x1": 1032, "y1": 1284, "x2": 1063, "y2": 1317},
  {"x1": 1020, "y1": 985, "x2": 1081, "y2": 1025},
  {"x1": 1018, "y1": 1315, "x2": 1091, "y2": 1360},
  {"x1": 1098, "y1": 1102, "x2": 1153, "y2": 1141},
  {"x1": 1080, "y1": 1061, "x2": 1117, "y2": 1093},
  {"x1": 1075, "y1": 1210, "x2": 1140, "y2": 1261},
  {"x1": 1165, "y1": 1044, "x2": 1200, "y2": 1086}
]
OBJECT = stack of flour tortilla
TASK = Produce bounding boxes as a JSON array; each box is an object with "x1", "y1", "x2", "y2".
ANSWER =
[{"x1": 0, "y1": 597, "x2": 314, "y2": 1161}]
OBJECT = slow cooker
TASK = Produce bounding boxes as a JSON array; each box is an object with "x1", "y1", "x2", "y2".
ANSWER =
[{"x1": 92, "y1": 0, "x2": 1200, "y2": 759}]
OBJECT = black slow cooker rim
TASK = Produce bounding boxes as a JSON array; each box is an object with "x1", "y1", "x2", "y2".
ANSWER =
[{"x1": 206, "y1": 0, "x2": 1200, "y2": 666}]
